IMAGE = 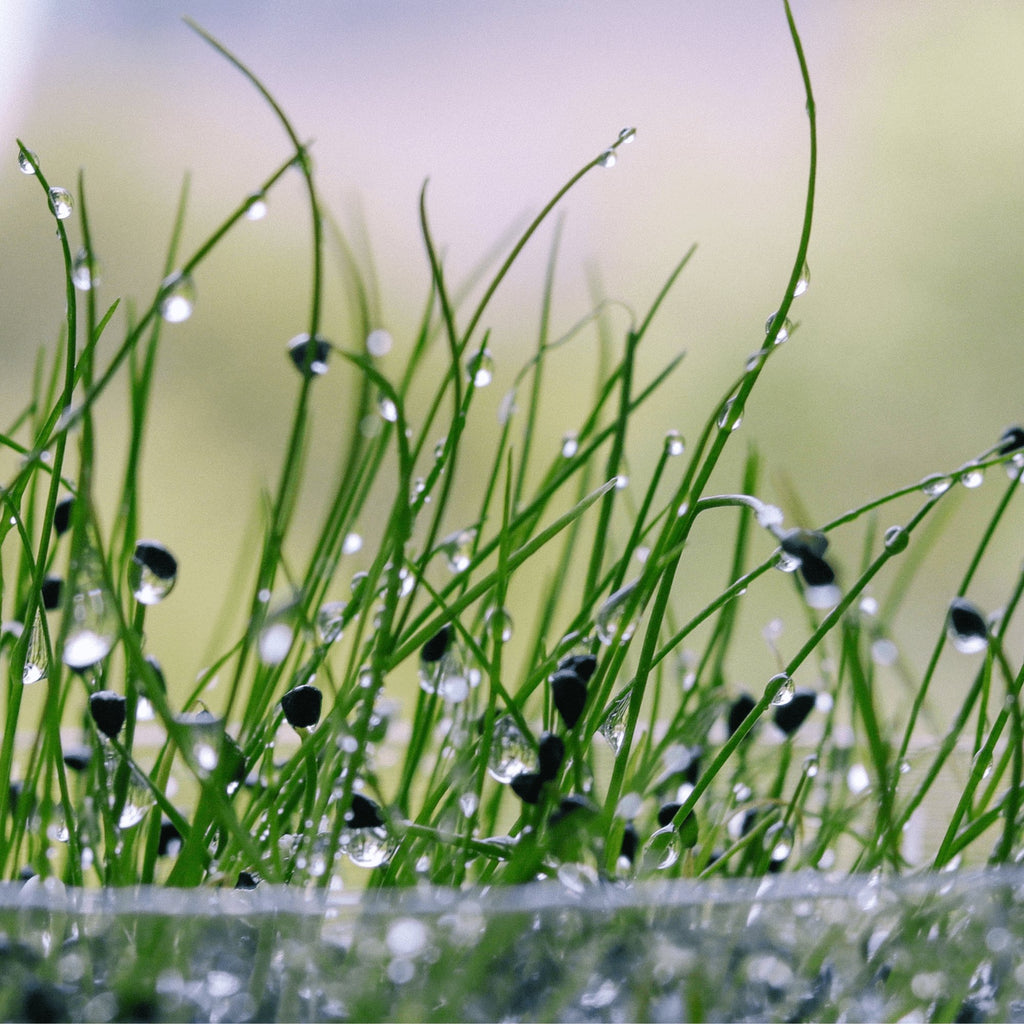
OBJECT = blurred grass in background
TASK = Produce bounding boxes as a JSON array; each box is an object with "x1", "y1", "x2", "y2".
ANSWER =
[{"x1": 2, "y1": 1, "x2": 1022, "y2": 717}]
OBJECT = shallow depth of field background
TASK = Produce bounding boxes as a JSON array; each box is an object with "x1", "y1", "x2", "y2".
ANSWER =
[{"x1": 2, "y1": 1, "x2": 1023, "y2": 719}]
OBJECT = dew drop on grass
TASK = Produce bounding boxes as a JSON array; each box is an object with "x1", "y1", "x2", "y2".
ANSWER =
[
  {"x1": 595, "y1": 580, "x2": 639, "y2": 645},
  {"x1": 129, "y1": 540, "x2": 178, "y2": 604},
  {"x1": 664, "y1": 430, "x2": 685, "y2": 457},
  {"x1": 22, "y1": 615, "x2": 47, "y2": 685},
  {"x1": 598, "y1": 691, "x2": 630, "y2": 753},
  {"x1": 920, "y1": 474, "x2": 952, "y2": 497},
  {"x1": 158, "y1": 272, "x2": 195, "y2": 323},
  {"x1": 71, "y1": 248, "x2": 100, "y2": 291},
  {"x1": 47, "y1": 187, "x2": 73, "y2": 220},
  {"x1": 366, "y1": 328, "x2": 393, "y2": 357},
  {"x1": 642, "y1": 825, "x2": 681, "y2": 871},
  {"x1": 764, "y1": 312, "x2": 792, "y2": 344},
  {"x1": 465, "y1": 348, "x2": 494, "y2": 387},
  {"x1": 288, "y1": 333, "x2": 331, "y2": 377},
  {"x1": 946, "y1": 597, "x2": 988, "y2": 654},
  {"x1": 561, "y1": 432, "x2": 579, "y2": 458},
  {"x1": 884, "y1": 528, "x2": 909, "y2": 552},
  {"x1": 767, "y1": 672, "x2": 794, "y2": 707},
  {"x1": 484, "y1": 605, "x2": 513, "y2": 644},
  {"x1": 62, "y1": 553, "x2": 118, "y2": 670},
  {"x1": 316, "y1": 601, "x2": 346, "y2": 644},
  {"x1": 458, "y1": 792, "x2": 479, "y2": 818},
  {"x1": 18, "y1": 148, "x2": 37, "y2": 174},
  {"x1": 175, "y1": 711, "x2": 223, "y2": 777},
  {"x1": 794, "y1": 260, "x2": 811, "y2": 297},
  {"x1": 377, "y1": 393, "x2": 398, "y2": 422},
  {"x1": 258, "y1": 620, "x2": 293, "y2": 665},
  {"x1": 439, "y1": 528, "x2": 476, "y2": 573},
  {"x1": 960, "y1": 464, "x2": 984, "y2": 489},
  {"x1": 597, "y1": 149, "x2": 617, "y2": 168},
  {"x1": 717, "y1": 397, "x2": 743, "y2": 432},
  {"x1": 244, "y1": 192, "x2": 267, "y2": 220},
  {"x1": 487, "y1": 715, "x2": 536, "y2": 783},
  {"x1": 117, "y1": 768, "x2": 156, "y2": 829},
  {"x1": 847, "y1": 763, "x2": 870, "y2": 794},
  {"x1": 342, "y1": 532, "x2": 363, "y2": 555},
  {"x1": 618, "y1": 126, "x2": 637, "y2": 144}
]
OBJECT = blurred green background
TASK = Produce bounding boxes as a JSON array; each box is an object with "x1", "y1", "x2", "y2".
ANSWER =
[{"x1": 2, "y1": 1, "x2": 1023, "y2": 715}]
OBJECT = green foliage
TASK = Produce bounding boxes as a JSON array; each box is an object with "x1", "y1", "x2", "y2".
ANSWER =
[{"x1": 1, "y1": 2, "x2": 1023, "y2": 891}]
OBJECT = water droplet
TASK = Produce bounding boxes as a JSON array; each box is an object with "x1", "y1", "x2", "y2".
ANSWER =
[
  {"x1": 642, "y1": 825, "x2": 680, "y2": 871},
  {"x1": 598, "y1": 692, "x2": 630, "y2": 753},
  {"x1": 458, "y1": 791, "x2": 479, "y2": 818},
  {"x1": 175, "y1": 711, "x2": 223, "y2": 777},
  {"x1": 258, "y1": 619, "x2": 293, "y2": 665},
  {"x1": 487, "y1": 715, "x2": 536, "y2": 783},
  {"x1": 947, "y1": 597, "x2": 988, "y2": 654},
  {"x1": 717, "y1": 397, "x2": 743, "y2": 432},
  {"x1": 366, "y1": 328, "x2": 393, "y2": 357},
  {"x1": 288, "y1": 333, "x2": 331, "y2": 377},
  {"x1": 497, "y1": 388, "x2": 517, "y2": 424},
  {"x1": 847, "y1": 763, "x2": 870, "y2": 794},
  {"x1": 128, "y1": 540, "x2": 178, "y2": 604},
  {"x1": 342, "y1": 532, "x2": 363, "y2": 555},
  {"x1": 793, "y1": 260, "x2": 810, "y2": 297},
  {"x1": 18, "y1": 148, "x2": 37, "y2": 174},
  {"x1": 116, "y1": 767, "x2": 156, "y2": 829},
  {"x1": 439, "y1": 528, "x2": 476, "y2": 573},
  {"x1": 377, "y1": 393, "x2": 398, "y2": 422},
  {"x1": 802, "y1": 754, "x2": 819, "y2": 778},
  {"x1": 764, "y1": 312, "x2": 792, "y2": 344},
  {"x1": 344, "y1": 829, "x2": 391, "y2": 868},
  {"x1": 617, "y1": 126, "x2": 637, "y2": 145},
  {"x1": 158, "y1": 272, "x2": 195, "y2": 323},
  {"x1": 386, "y1": 917, "x2": 429, "y2": 958},
  {"x1": 878, "y1": 526, "x2": 909, "y2": 557},
  {"x1": 62, "y1": 551, "x2": 118, "y2": 670},
  {"x1": 595, "y1": 580, "x2": 639, "y2": 645},
  {"x1": 561, "y1": 432, "x2": 579, "y2": 458},
  {"x1": 871, "y1": 638, "x2": 899, "y2": 666},
  {"x1": 768, "y1": 672, "x2": 794, "y2": 706},
  {"x1": 465, "y1": 348, "x2": 494, "y2": 388},
  {"x1": 756, "y1": 503, "x2": 784, "y2": 529},
  {"x1": 484, "y1": 605, "x2": 514, "y2": 644},
  {"x1": 48, "y1": 187, "x2": 73, "y2": 220},
  {"x1": 244, "y1": 192, "x2": 267, "y2": 220},
  {"x1": 664, "y1": 430, "x2": 685, "y2": 457},
  {"x1": 21, "y1": 614, "x2": 48, "y2": 685},
  {"x1": 960, "y1": 464, "x2": 984, "y2": 489},
  {"x1": 71, "y1": 248, "x2": 100, "y2": 291},
  {"x1": 766, "y1": 822, "x2": 793, "y2": 864},
  {"x1": 317, "y1": 601, "x2": 346, "y2": 644},
  {"x1": 920, "y1": 474, "x2": 952, "y2": 497}
]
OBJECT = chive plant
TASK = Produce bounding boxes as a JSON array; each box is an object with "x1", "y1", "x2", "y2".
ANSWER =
[{"x1": 1, "y1": 2, "x2": 1023, "y2": 893}]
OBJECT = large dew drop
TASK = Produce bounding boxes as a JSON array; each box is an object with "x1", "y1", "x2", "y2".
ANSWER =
[
  {"x1": 288, "y1": 333, "x2": 331, "y2": 378},
  {"x1": 465, "y1": 348, "x2": 494, "y2": 388},
  {"x1": 158, "y1": 272, "x2": 195, "y2": 324},
  {"x1": 48, "y1": 187, "x2": 73, "y2": 220},
  {"x1": 71, "y1": 248, "x2": 101, "y2": 291},
  {"x1": 717, "y1": 397, "x2": 743, "y2": 432},
  {"x1": 487, "y1": 715, "x2": 536, "y2": 783},
  {"x1": 439, "y1": 528, "x2": 476, "y2": 573},
  {"x1": 18, "y1": 148, "x2": 38, "y2": 175},
  {"x1": 22, "y1": 615, "x2": 48, "y2": 685},
  {"x1": 62, "y1": 551, "x2": 118, "y2": 670},
  {"x1": 128, "y1": 540, "x2": 178, "y2": 605},
  {"x1": 767, "y1": 672, "x2": 795, "y2": 707},
  {"x1": 764, "y1": 312, "x2": 792, "y2": 344},
  {"x1": 316, "y1": 601, "x2": 346, "y2": 644}
]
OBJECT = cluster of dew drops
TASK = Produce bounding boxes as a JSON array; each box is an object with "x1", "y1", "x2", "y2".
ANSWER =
[{"x1": 16, "y1": 144, "x2": 1024, "y2": 888}]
